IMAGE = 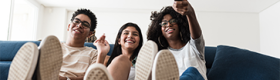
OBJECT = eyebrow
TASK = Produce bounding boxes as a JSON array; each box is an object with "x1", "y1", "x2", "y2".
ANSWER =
[
  {"x1": 75, "y1": 18, "x2": 90, "y2": 24},
  {"x1": 123, "y1": 30, "x2": 139, "y2": 34},
  {"x1": 124, "y1": 30, "x2": 129, "y2": 32},
  {"x1": 132, "y1": 31, "x2": 139, "y2": 34},
  {"x1": 162, "y1": 20, "x2": 168, "y2": 22}
]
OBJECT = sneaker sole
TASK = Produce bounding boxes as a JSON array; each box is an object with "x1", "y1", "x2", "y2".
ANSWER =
[
  {"x1": 135, "y1": 40, "x2": 158, "y2": 80},
  {"x1": 84, "y1": 63, "x2": 113, "y2": 80},
  {"x1": 37, "y1": 35, "x2": 62, "y2": 80},
  {"x1": 8, "y1": 42, "x2": 39, "y2": 80},
  {"x1": 152, "y1": 50, "x2": 179, "y2": 80}
]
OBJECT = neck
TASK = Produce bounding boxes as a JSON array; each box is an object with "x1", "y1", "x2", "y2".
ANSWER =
[
  {"x1": 66, "y1": 37, "x2": 85, "y2": 47},
  {"x1": 121, "y1": 48, "x2": 134, "y2": 61},
  {"x1": 166, "y1": 38, "x2": 186, "y2": 49}
]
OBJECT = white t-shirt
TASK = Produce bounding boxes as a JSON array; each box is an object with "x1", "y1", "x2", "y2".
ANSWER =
[
  {"x1": 168, "y1": 35, "x2": 207, "y2": 80},
  {"x1": 59, "y1": 43, "x2": 98, "y2": 77},
  {"x1": 128, "y1": 66, "x2": 135, "y2": 80}
]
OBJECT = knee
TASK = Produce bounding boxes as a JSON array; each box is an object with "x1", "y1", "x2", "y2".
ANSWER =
[
  {"x1": 185, "y1": 67, "x2": 199, "y2": 72},
  {"x1": 111, "y1": 55, "x2": 131, "y2": 67}
]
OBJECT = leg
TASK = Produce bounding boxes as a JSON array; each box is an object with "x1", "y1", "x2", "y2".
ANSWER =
[
  {"x1": 8, "y1": 42, "x2": 39, "y2": 80},
  {"x1": 107, "y1": 55, "x2": 131, "y2": 80},
  {"x1": 37, "y1": 35, "x2": 62, "y2": 80},
  {"x1": 152, "y1": 49, "x2": 179, "y2": 80},
  {"x1": 135, "y1": 40, "x2": 158, "y2": 80},
  {"x1": 84, "y1": 63, "x2": 113, "y2": 80},
  {"x1": 180, "y1": 67, "x2": 204, "y2": 80}
]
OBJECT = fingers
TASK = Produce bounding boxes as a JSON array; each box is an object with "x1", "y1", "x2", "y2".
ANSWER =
[
  {"x1": 174, "y1": 1, "x2": 188, "y2": 8},
  {"x1": 104, "y1": 40, "x2": 109, "y2": 46},
  {"x1": 172, "y1": 2, "x2": 178, "y2": 11},
  {"x1": 94, "y1": 33, "x2": 107, "y2": 46},
  {"x1": 173, "y1": 0, "x2": 191, "y2": 15},
  {"x1": 97, "y1": 33, "x2": 105, "y2": 40},
  {"x1": 93, "y1": 40, "x2": 98, "y2": 46},
  {"x1": 182, "y1": 1, "x2": 188, "y2": 5},
  {"x1": 97, "y1": 33, "x2": 106, "y2": 43},
  {"x1": 101, "y1": 34, "x2": 106, "y2": 43},
  {"x1": 175, "y1": 1, "x2": 183, "y2": 8}
]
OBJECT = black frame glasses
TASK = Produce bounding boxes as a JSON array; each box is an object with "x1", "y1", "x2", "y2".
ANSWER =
[
  {"x1": 159, "y1": 19, "x2": 177, "y2": 27},
  {"x1": 72, "y1": 18, "x2": 91, "y2": 29}
]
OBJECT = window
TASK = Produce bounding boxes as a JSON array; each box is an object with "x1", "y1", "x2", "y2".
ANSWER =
[
  {"x1": 0, "y1": 0, "x2": 37, "y2": 41},
  {"x1": 0, "y1": 1, "x2": 11, "y2": 40},
  {"x1": 10, "y1": 0, "x2": 36, "y2": 40}
]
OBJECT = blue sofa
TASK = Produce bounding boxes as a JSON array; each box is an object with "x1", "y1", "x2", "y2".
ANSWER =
[{"x1": 0, "y1": 41, "x2": 279, "y2": 80}]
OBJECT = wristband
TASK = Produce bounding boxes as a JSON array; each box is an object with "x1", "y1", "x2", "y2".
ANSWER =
[{"x1": 66, "y1": 77, "x2": 71, "y2": 80}]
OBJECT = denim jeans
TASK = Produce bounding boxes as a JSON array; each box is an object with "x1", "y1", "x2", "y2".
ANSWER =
[{"x1": 180, "y1": 67, "x2": 204, "y2": 80}]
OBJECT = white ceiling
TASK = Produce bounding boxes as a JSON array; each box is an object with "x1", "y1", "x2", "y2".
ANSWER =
[{"x1": 36, "y1": 0, "x2": 280, "y2": 13}]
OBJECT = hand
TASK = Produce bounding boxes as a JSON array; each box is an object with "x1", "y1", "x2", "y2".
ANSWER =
[
  {"x1": 94, "y1": 33, "x2": 110, "y2": 57},
  {"x1": 172, "y1": 0, "x2": 194, "y2": 16}
]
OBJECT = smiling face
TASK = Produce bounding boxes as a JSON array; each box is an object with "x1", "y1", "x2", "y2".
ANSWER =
[
  {"x1": 161, "y1": 14, "x2": 180, "y2": 40},
  {"x1": 67, "y1": 14, "x2": 91, "y2": 41},
  {"x1": 118, "y1": 26, "x2": 140, "y2": 51}
]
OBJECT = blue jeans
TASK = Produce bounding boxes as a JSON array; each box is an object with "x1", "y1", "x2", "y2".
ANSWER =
[{"x1": 180, "y1": 67, "x2": 204, "y2": 80}]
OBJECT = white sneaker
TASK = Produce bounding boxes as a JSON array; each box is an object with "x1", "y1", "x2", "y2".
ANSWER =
[
  {"x1": 84, "y1": 63, "x2": 113, "y2": 80},
  {"x1": 8, "y1": 42, "x2": 39, "y2": 80},
  {"x1": 37, "y1": 35, "x2": 62, "y2": 80},
  {"x1": 152, "y1": 50, "x2": 179, "y2": 80},
  {"x1": 135, "y1": 40, "x2": 158, "y2": 80}
]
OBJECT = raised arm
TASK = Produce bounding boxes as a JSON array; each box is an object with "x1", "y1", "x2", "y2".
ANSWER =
[
  {"x1": 94, "y1": 34, "x2": 110, "y2": 64},
  {"x1": 173, "y1": 0, "x2": 202, "y2": 39}
]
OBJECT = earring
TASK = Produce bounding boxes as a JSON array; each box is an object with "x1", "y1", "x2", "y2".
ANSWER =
[
  {"x1": 158, "y1": 36, "x2": 164, "y2": 47},
  {"x1": 180, "y1": 32, "x2": 183, "y2": 41}
]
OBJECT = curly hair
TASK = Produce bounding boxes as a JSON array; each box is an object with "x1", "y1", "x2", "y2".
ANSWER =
[
  {"x1": 71, "y1": 9, "x2": 97, "y2": 31},
  {"x1": 106, "y1": 22, "x2": 143, "y2": 67},
  {"x1": 147, "y1": 6, "x2": 190, "y2": 50}
]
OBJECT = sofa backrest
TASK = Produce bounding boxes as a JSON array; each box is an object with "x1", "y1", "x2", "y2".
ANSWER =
[
  {"x1": 0, "y1": 41, "x2": 217, "y2": 74},
  {"x1": 0, "y1": 41, "x2": 41, "y2": 61},
  {"x1": 84, "y1": 42, "x2": 115, "y2": 56},
  {"x1": 0, "y1": 41, "x2": 115, "y2": 61}
]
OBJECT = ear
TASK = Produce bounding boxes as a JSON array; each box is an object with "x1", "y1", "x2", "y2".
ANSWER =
[
  {"x1": 67, "y1": 24, "x2": 70, "y2": 31},
  {"x1": 87, "y1": 31, "x2": 93, "y2": 38},
  {"x1": 118, "y1": 39, "x2": 121, "y2": 44}
]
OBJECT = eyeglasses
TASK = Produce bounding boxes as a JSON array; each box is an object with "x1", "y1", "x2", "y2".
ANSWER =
[
  {"x1": 72, "y1": 18, "x2": 91, "y2": 29},
  {"x1": 159, "y1": 19, "x2": 177, "y2": 27}
]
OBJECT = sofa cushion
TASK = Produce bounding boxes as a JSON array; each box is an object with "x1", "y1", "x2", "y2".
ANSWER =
[{"x1": 207, "y1": 45, "x2": 280, "y2": 80}]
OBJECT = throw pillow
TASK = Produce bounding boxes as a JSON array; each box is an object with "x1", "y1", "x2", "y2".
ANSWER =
[{"x1": 207, "y1": 45, "x2": 280, "y2": 80}]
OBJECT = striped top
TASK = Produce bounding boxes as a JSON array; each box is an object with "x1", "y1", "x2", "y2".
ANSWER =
[{"x1": 59, "y1": 43, "x2": 98, "y2": 77}]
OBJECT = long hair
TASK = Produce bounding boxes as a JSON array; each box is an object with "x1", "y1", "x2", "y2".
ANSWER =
[
  {"x1": 106, "y1": 22, "x2": 143, "y2": 67},
  {"x1": 147, "y1": 6, "x2": 190, "y2": 51}
]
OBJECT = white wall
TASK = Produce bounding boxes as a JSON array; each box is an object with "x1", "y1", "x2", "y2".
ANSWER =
[
  {"x1": 35, "y1": 5, "x2": 44, "y2": 41},
  {"x1": 260, "y1": 1, "x2": 280, "y2": 58},
  {"x1": 4, "y1": 0, "x2": 277, "y2": 58},
  {"x1": 66, "y1": 9, "x2": 262, "y2": 52},
  {"x1": 39, "y1": 7, "x2": 67, "y2": 41},
  {"x1": 67, "y1": 8, "x2": 153, "y2": 43},
  {"x1": 197, "y1": 11, "x2": 260, "y2": 52},
  {"x1": 41, "y1": 8, "x2": 261, "y2": 53}
]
